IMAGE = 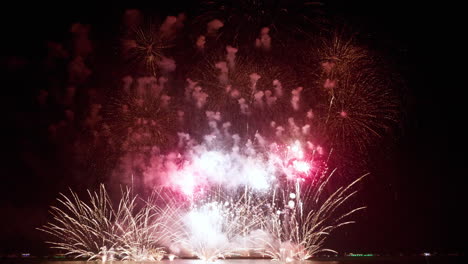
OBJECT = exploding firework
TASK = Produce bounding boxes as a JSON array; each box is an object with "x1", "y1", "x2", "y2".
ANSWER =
[
  {"x1": 322, "y1": 70, "x2": 399, "y2": 154},
  {"x1": 40, "y1": 167, "x2": 365, "y2": 261},
  {"x1": 104, "y1": 75, "x2": 178, "y2": 152},
  {"x1": 297, "y1": 33, "x2": 400, "y2": 162},
  {"x1": 40, "y1": 133, "x2": 364, "y2": 262},
  {"x1": 316, "y1": 33, "x2": 371, "y2": 73},
  {"x1": 44, "y1": 119, "x2": 360, "y2": 262},
  {"x1": 259, "y1": 172, "x2": 366, "y2": 261},
  {"x1": 121, "y1": 17, "x2": 182, "y2": 76},
  {"x1": 39, "y1": 185, "x2": 172, "y2": 261},
  {"x1": 38, "y1": 185, "x2": 122, "y2": 260},
  {"x1": 173, "y1": 190, "x2": 266, "y2": 261}
]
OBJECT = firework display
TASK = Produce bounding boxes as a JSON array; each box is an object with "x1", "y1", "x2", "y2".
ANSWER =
[
  {"x1": 41, "y1": 172, "x2": 365, "y2": 262},
  {"x1": 38, "y1": 2, "x2": 400, "y2": 262}
]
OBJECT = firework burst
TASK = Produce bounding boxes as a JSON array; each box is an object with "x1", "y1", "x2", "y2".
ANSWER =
[
  {"x1": 297, "y1": 33, "x2": 400, "y2": 163},
  {"x1": 104, "y1": 75, "x2": 178, "y2": 153},
  {"x1": 40, "y1": 169, "x2": 365, "y2": 261},
  {"x1": 39, "y1": 185, "x2": 174, "y2": 261},
  {"x1": 38, "y1": 185, "x2": 121, "y2": 259},
  {"x1": 323, "y1": 70, "x2": 399, "y2": 154},
  {"x1": 121, "y1": 17, "x2": 181, "y2": 76},
  {"x1": 258, "y1": 172, "x2": 366, "y2": 261}
]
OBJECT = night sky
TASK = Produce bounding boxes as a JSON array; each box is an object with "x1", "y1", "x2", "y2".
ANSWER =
[{"x1": 0, "y1": 0, "x2": 464, "y2": 256}]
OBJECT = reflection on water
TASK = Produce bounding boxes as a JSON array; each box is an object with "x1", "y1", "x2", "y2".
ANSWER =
[
  {"x1": 3, "y1": 260, "x2": 335, "y2": 264},
  {"x1": 1, "y1": 258, "x2": 465, "y2": 264},
  {"x1": 44, "y1": 261, "x2": 331, "y2": 264}
]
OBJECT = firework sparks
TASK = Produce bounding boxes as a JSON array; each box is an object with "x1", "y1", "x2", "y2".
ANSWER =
[
  {"x1": 39, "y1": 185, "x2": 173, "y2": 261},
  {"x1": 259, "y1": 172, "x2": 366, "y2": 261},
  {"x1": 105, "y1": 75, "x2": 178, "y2": 152},
  {"x1": 298, "y1": 33, "x2": 400, "y2": 164},
  {"x1": 324, "y1": 71, "x2": 399, "y2": 154},
  {"x1": 121, "y1": 18, "x2": 180, "y2": 76}
]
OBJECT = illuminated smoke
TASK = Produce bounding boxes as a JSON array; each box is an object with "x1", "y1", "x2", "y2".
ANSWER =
[
  {"x1": 255, "y1": 27, "x2": 272, "y2": 51},
  {"x1": 196, "y1": 35, "x2": 206, "y2": 50},
  {"x1": 70, "y1": 23, "x2": 93, "y2": 57},
  {"x1": 226, "y1": 45, "x2": 238, "y2": 70},
  {"x1": 157, "y1": 56, "x2": 176, "y2": 74},
  {"x1": 291, "y1": 87, "x2": 303, "y2": 111},
  {"x1": 207, "y1": 19, "x2": 224, "y2": 35}
]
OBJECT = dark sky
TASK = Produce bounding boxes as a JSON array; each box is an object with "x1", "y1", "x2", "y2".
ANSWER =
[{"x1": 0, "y1": 0, "x2": 464, "y2": 256}]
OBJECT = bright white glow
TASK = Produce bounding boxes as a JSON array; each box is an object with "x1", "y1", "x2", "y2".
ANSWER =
[
  {"x1": 290, "y1": 140, "x2": 304, "y2": 159},
  {"x1": 288, "y1": 200, "x2": 295, "y2": 208},
  {"x1": 289, "y1": 193, "x2": 296, "y2": 199},
  {"x1": 173, "y1": 170, "x2": 197, "y2": 196},
  {"x1": 167, "y1": 144, "x2": 275, "y2": 193},
  {"x1": 186, "y1": 203, "x2": 223, "y2": 239},
  {"x1": 243, "y1": 159, "x2": 270, "y2": 190},
  {"x1": 183, "y1": 202, "x2": 231, "y2": 261},
  {"x1": 292, "y1": 160, "x2": 311, "y2": 174},
  {"x1": 195, "y1": 151, "x2": 227, "y2": 179}
]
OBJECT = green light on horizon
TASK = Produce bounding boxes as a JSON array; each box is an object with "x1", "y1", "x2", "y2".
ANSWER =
[{"x1": 348, "y1": 253, "x2": 374, "y2": 257}]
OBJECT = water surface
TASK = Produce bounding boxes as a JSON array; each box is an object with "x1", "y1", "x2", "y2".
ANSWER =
[{"x1": 1, "y1": 257, "x2": 465, "y2": 264}]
